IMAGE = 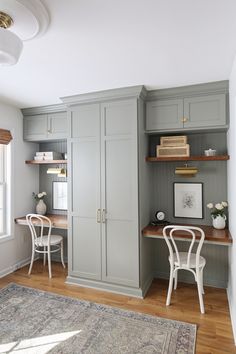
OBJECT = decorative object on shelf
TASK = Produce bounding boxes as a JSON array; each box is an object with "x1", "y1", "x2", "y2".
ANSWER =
[
  {"x1": 160, "y1": 135, "x2": 187, "y2": 147},
  {"x1": 174, "y1": 182, "x2": 203, "y2": 219},
  {"x1": 157, "y1": 144, "x2": 190, "y2": 158},
  {"x1": 33, "y1": 191, "x2": 47, "y2": 215},
  {"x1": 155, "y1": 210, "x2": 166, "y2": 221},
  {"x1": 157, "y1": 135, "x2": 190, "y2": 158},
  {"x1": 151, "y1": 211, "x2": 169, "y2": 226},
  {"x1": 204, "y1": 149, "x2": 217, "y2": 156},
  {"x1": 175, "y1": 163, "x2": 198, "y2": 177},
  {"x1": 207, "y1": 201, "x2": 228, "y2": 229},
  {"x1": 0, "y1": 0, "x2": 49, "y2": 65},
  {"x1": 34, "y1": 151, "x2": 63, "y2": 161},
  {"x1": 53, "y1": 181, "x2": 67, "y2": 210}
]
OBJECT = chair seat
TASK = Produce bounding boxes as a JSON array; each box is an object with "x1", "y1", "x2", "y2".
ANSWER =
[
  {"x1": 36, "y1": 234, "x2": 63, "y2": 247},
  {"x1": 170, "y1": 252, "x2": 206, "y2": 268}
]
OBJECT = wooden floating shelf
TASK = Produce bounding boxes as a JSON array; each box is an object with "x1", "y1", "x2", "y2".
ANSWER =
[
  {"x1": 25, "y1": 160, "x2": 67, "y2": 165},
  {"x1": 146, "y1": 155, "x2": 230, "y2": 162}
]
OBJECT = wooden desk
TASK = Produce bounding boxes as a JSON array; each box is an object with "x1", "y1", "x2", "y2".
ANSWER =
[
  {"x1": 142, "y1": 224, "x2": 232, "y2": 246},
  {"x1": 15, "y1": 214, "x2": 68, "y2": 230}
]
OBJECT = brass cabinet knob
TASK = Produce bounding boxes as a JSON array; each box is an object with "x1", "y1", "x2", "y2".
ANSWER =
[{"x1": 181, "y1": 117, "x2": 188, "y2": 123}]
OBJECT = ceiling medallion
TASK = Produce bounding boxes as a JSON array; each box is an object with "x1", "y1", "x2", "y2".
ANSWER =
[{"x1": 0, "y1": 0, "x2": 49, "y2": 65}]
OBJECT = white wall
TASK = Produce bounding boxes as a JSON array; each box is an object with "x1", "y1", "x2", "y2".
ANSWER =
[
  {"x1": 228, "y1": 59, "x2": 236, "y2": 343},
  {"x1": 0, "y1": 102, "x2": 39, "y2": 277}
]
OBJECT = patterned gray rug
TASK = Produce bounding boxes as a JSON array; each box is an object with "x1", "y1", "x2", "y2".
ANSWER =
[{"x1": 0, "y1": 284, "x2": 196, "y2": 353}]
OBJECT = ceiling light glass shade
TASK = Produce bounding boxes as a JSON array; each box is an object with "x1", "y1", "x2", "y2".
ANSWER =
[{"x1": 0, "y1": 28, "x2": 23, "y2": 65}]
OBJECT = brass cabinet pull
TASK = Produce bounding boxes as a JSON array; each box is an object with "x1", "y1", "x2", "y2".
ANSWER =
[
  {"x1": 102, "y1": 209, "x2": 106, "y2": 223},
  {"x1": 96, "y1": 209, "x2": 101, "y2": 223},
  {"x1": 181, "y1": 117, "x2": 188, "y2": 123}
]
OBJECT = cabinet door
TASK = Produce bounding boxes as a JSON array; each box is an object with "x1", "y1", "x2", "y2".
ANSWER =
[
  {"x1": 47, "y1": 112, "x2": 68, "y2": 139},
  {"x1": 146, "y1": 99, "x2": 183, "y2": 131},
  {"x1": 23, "y1": 115, "x2": 47, "y2": 141},
  {"x1": 184, "y1": 94, "x2": 226, "y2": 129},
  {"x1": 69, "y1": 104, "x2": 102, "y2": 280},
  {"x1": 101, "y1": 99, "x2": 139, "y2": 287}
]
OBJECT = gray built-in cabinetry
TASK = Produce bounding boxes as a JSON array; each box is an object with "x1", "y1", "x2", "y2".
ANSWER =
[
  {"x1": 146, "y1": 81, "x2": 228, "y2": 132},
  {"x1": 22, "y1": 80, "x2": 230, "y2": 294},
  {"x1": 61, "y1": 86, "x2": 152, "y2": 297},
  {"x1": 23, "y1": 105, "x2": 67, "y2": 141},
  {"x1": 146, "y1": 80, "x2": 229, "y2": 288}
]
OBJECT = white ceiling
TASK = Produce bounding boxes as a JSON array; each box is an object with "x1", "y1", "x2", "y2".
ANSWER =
[{"x1": 1, "y1": 0, "x2": 236, "y2": 108}]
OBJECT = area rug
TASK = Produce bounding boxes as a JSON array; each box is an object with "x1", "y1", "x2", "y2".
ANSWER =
[{"x1": 0, "y1": 283, "x2": 196, "y2": 354}]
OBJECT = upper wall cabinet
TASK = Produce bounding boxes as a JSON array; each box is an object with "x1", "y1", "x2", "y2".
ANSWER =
[
  {"x1": 23, "y1": 109, "x2": 67, "y2": 142},
  {"x1": 146, "y1": 81, "x2": 228, "y2": 132},
  {"x1": 146, "y1": 99, "x2": 183, "y2": 131}
]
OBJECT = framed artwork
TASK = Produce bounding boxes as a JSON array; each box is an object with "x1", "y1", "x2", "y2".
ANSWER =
[
  {"x1": 52, "y1": 181, "x2": 67, "y2": 210},
  {"x1": 174, "y1": 182, "x2": 203, "y2": 219}
]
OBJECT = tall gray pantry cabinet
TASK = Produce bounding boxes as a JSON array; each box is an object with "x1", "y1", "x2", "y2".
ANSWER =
[{"x1": 62, "y1": 86, "x2": 151, "y2": 297}]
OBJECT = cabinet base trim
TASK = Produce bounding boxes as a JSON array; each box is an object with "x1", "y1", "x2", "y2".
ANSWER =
[
  {"x1": 66, "y1": 276, "x2": 143, "y2": 298},
  {"x1": 141, "y1": 274, "x2": 154, "y2": 298}
]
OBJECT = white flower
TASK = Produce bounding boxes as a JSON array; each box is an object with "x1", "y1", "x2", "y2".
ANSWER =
[
  {"x1": 42, "y1": 192, "x2": 47, "y2": 196},
  {"x1": 215, "y1": 203, "x2": 224, "y2": 210},
  {"x1": 207, "y1": 203, "x2": 213, "y2": 209},
  {"x1": 222, "y1": 201, "x2": 228, "y2": 207},
  {"x1": 38, "y1": 193, "x2": 43, "y2": 198}
]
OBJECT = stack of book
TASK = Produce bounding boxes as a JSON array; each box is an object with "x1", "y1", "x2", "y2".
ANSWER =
[
  {"x1": 34, "y1": 151, "x2": 63, "y2": 161},
  {"x1": 156, "y1": 135, "x2": 190, "y2": 157}
]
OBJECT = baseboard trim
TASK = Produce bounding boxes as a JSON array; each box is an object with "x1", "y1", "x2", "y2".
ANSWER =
[
  {"x1": 0, "y1": 256, "x2": 35, "y2": 278},
  {"x1": 227, "y1": 287, "x2": 236, "y2": 345},
  {"x1": 66, "y1": 275, "x2": 143, "y2": 298}
]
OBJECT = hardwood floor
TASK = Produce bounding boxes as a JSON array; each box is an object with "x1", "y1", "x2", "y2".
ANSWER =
[{"x1": 0, "y1": 260, "x2": 235, "y2": 354}]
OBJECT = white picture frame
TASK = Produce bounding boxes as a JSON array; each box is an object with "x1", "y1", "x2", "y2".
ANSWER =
[
  {"x1": 53, "y1": 182, "x2": 67, "y2": 210},
  {"x1": 174, "y1": 182, "x2": 203, "y2": 219}
]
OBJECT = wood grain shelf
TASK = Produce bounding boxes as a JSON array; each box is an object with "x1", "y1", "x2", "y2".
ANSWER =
[
  {"x1": 146, "y1": 155, "x2": 230, "y2": 162},
  {"x1": 25, "y1": 160, "x2": 67, "y2": 165},
  {"x1": 15, "y1": 214, "x2": 67, "y2": 229},
  {"x1": 142, "y1": 224, "x2": 232, "y2": 245}
]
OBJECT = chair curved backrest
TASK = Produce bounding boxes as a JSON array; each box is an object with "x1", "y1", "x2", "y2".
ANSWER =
[
  {"x1": 26, "y1": 214, "x2": 52, "y2": 247},
  {"x1": 163, "y1": 225, "x2": 205, "y2": 269}
]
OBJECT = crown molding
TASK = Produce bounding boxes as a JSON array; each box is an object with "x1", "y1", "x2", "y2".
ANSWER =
[
  {"x1": 21, "y1": 103, "x2": 66, "y2": 116},
  {"x1": 146, "y1": 80, "x2": 229, "y2": 101},
  {"x1": 61, "y1": 85, "x2": 147, "y2": 106}
]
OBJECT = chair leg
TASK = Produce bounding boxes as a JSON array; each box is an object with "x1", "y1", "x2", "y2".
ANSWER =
[
  {"x1": 174, "y1": 269, "x2": 178, "y2": 290},
  {"x1": 196, "y1": 269, "x2": 205, "y2": 314},
  {"x1": 60, "y1": 240, "x2": 65, "y2": 268},
  {"x1": 166, "y1": 265, "x2": 174, "y2": 306},
  {"x1": 47, "y1": 246, "x2": 52, "y2": 278},
  {"x1": 28, "y1": 248, "x2": 35, "y2": 275},
  {"x1": 43, "y1": 247, "x2": 46, "y2": 266},
  {"x1": 200, "y1": 267, "x2": 205, "y2": 294}
]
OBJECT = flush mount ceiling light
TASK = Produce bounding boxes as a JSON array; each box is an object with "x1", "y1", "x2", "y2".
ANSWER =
[{"x1": 0, "y1": 0, "x2": 49, "y2": 65}]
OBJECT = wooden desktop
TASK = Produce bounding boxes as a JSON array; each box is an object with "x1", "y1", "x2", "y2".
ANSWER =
[
  {"x1": 142, "y1": 223, "x2": 232, "y2": 246},
  {"x1": 15, "y1": 214, "x2": 67, "y2": 230}
]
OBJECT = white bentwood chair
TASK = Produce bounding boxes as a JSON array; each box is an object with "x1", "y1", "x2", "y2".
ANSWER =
[
  {"x1": 163, "y1": 225, "x2": 206, "y2": 314},
  {"x1": 26, "y1": 214, "x2": 65, "y2": 278}
]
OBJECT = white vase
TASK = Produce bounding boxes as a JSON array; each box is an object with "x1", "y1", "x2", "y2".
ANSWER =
[
  {"x1": 212, "y1": 215, "x2": 226, "y2": 229},
  {"x1": 36, "y1": 199, "x2": 47, "y2": 215}
]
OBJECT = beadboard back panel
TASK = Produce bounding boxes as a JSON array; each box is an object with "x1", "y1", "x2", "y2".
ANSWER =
[
  {"x1": 146, "y1": 131, "x2": 229, "y2": 288},
  {"x1": 39, "y1": 141, "x2": 67, "y2": 215},
  {"x1": 148, "y1": 132, "x2": 228, "y2": 225}
]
